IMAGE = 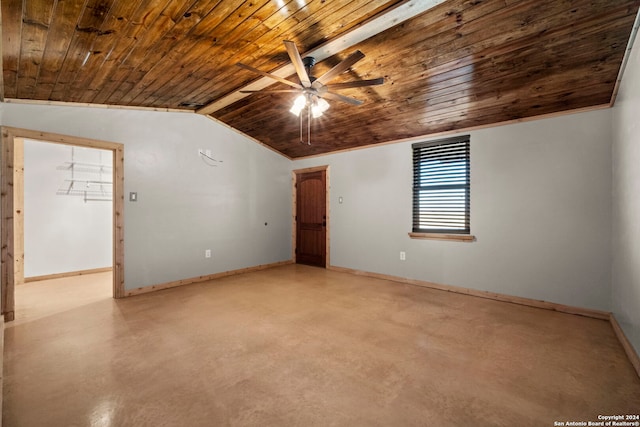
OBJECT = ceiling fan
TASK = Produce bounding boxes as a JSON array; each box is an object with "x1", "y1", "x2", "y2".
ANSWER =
[{"x1": 236, "y1": 40, "x2": 384, "y2": 144}]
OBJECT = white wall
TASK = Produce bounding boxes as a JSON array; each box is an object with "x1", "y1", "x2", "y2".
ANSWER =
[
  {"x1": 24, "y1": 140, "x2": 112, "y2": 277},
  {"x1": 612, "y1": 31, "x2": 640, "y2": 353},
  {"x1": 0, "y1": 103, "x2": 292, "y2": 291},
  {"x1": 294, "y1": 109, "x2": 613, "y2": 311}
]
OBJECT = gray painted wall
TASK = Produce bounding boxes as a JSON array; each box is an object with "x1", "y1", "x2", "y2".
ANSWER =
[
  {"x1": 294, "y1": 109, "x2": 613, "y2": 311},
  {"x1": 0, "y1": 99, "x2": 618, "y2": 315},
  {"x1": 612, "y1": 30, "x2": 640, "y2": 353},
  {"x1": 0, "y1": 104, "x2": 292, "y2": 290},
  {"x1": 24, "y1": 140, "x2": 112, "y2": 276}
]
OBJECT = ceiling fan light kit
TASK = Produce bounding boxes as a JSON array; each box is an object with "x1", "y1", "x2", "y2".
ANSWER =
[
  {"x1": 237, "y1": 40, "x2": 384, "y2": 145},
  {"x1": 290, "y1": 94, "x2": 330, "y2": 118},
  {"x1": 312, "y1": 97, "x2": 330, "y2": 118},
  {"x1": 289, "y1": 94, "x2": 307, "y2": 116}
]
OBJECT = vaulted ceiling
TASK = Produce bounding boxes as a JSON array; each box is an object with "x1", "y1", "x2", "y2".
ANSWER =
[{"x1": 2, "y1": 0, "x2": 639, "y2": 158}]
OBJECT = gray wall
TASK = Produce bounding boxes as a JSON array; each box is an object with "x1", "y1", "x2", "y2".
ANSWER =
[
  {"x1": 0, "y1": 98, "x2": 619, "y2": 315},
  {"x1": 0, "y1": 104, "x2": 292, "y2": 290},
  {"x1": 24, "y1": 140, "x2": 112, "y2": 276},
  {"x1": 294, "y1": 109, "x2": 613, "y2": 311},
  {"x1": 612, "y1": 30, "x2": 640, "y2": 353}
]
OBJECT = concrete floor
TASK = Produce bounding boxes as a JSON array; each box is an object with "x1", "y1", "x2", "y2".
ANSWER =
[{"x1": 3, "y1": 265, "x2": 640, "y2": 426}]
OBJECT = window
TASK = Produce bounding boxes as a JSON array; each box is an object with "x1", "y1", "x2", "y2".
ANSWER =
[{"x1": 412, "y1": 135, "x2": 470, "y2": 236}]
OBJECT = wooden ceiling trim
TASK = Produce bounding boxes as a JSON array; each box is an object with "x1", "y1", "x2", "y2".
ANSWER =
[
  {"x1": 417, "y1": 81, "x2": 615, "y2": 124},
  {"x1": 610, "y1": 7, "x2": 640, "y2": 105},
  {"x1": 275, "y1": 96, "x2": 602, "y2": 156},
  {"x1": 420, "y1": 87, "x2": 615, "y2": 130},
  {"x1": 381, "y1": 80, "x2": 613, "y2": 129},
  {"x1": 197, "y1": 0, "x2": 448, "y2": 115},
  {"x1": 88, "y1": 0, "x2": 202, "y2": 105},
  {"x1": 165, "y1": 0, "x2": 397, "y2": 109},
  {"x1": 292, "y1": 104, "x2": 611, "y2": 161},
  {"x1": 3, "y1": 97, "x2": 192, "y2": 113}
]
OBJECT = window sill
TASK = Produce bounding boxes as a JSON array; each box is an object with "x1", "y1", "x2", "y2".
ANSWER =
[{"x1": 408, "y1": 232, "x2": 476, "y2": 242}]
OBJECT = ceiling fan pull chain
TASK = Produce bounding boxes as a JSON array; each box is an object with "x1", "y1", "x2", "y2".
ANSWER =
[
  {"x1": 307, "y1": 105, "x2": 311, "y2": 145},
  {"x1": 299, "y1": 109, "x2": 303, "y2": 144}
]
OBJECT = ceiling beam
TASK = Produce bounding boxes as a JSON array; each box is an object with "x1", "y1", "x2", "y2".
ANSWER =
[{"x1": 196, "y1": 0, "x2": 447, "y2": 116}]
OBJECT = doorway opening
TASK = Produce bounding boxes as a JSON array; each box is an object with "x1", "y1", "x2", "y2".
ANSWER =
[
  {"x1": 292, "y1": 165, "x2": 330, "y2": 268},
  {"x1": 1, "y1": 127, "x2": 125, "y2": 322}
]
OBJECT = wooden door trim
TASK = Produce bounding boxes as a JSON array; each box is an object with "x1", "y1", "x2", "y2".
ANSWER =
[
  {"x1": 1, "y1": 127, "x2": 125, "y2": 321},
  {"x1": 292, "y1": 165, "x2": 330, "y2": 267}
]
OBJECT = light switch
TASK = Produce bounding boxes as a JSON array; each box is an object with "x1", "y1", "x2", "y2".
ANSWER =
[{"x1": 129, "y1": 192, "x2": 137, "y2": 202}]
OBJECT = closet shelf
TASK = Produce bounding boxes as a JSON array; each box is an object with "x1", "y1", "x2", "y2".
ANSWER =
[{"x1": 57, "y1": 149, "x2": 112, "y2": 202}]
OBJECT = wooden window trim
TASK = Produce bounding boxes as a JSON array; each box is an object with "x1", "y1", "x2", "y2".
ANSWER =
[{"x1": 408, "y1": 232, "x2": 475, "y2": 242}]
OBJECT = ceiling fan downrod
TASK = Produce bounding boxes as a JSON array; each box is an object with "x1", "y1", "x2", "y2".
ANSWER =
[{"x1": 302, "y1": 56, "x2": 316, "y2": 80}]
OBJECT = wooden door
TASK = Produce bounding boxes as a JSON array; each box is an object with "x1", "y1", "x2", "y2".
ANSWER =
[{"x1": 296, "y1": 170, "x2": 326, "y2": 267}]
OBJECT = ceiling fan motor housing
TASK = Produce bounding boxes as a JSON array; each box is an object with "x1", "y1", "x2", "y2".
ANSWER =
[{"x1": 303, "y1": 56, "x2": 316, "y2": 80}]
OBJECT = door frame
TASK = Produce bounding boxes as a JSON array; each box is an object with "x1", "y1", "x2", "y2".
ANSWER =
[
  {"x1": 1, "y1": 126, "x2": 125, "y2": 321},
  {"x1": 292, "y1": 165, "x2": 330, "y2": 267}
]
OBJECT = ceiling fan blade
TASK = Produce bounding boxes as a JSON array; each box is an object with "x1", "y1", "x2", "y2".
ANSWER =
[
  {"x1": 312, "y1": 50, "x2": 365, "y2": 88},
  {"x1": 239, "y1": 89, "x2": 301, "y2": 93},
  {"x1": 326, "y1": 78, "x2": 384, "y2": 90},
  {"x1": 236, "y1": 62, "x2": 302, "y2": 89},
  {"x1": 320, "y1": 91, "x2": 364, "y2": 106},
  {"x1": 283, "y1": 40, "x2": 312, "y2": 88}
]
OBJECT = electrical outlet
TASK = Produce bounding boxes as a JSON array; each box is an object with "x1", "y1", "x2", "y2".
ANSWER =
[
  {"x1": 400, "y1": 251, "x2": 406, "y2": 261},
  {"x1": 205, "y1": 249, "x2": 211, "y2": 258}
]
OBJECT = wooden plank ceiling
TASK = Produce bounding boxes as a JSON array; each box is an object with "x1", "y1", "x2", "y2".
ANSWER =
[{"x1": 2, "y1": 0, "x2": 639, "y2": 158}]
